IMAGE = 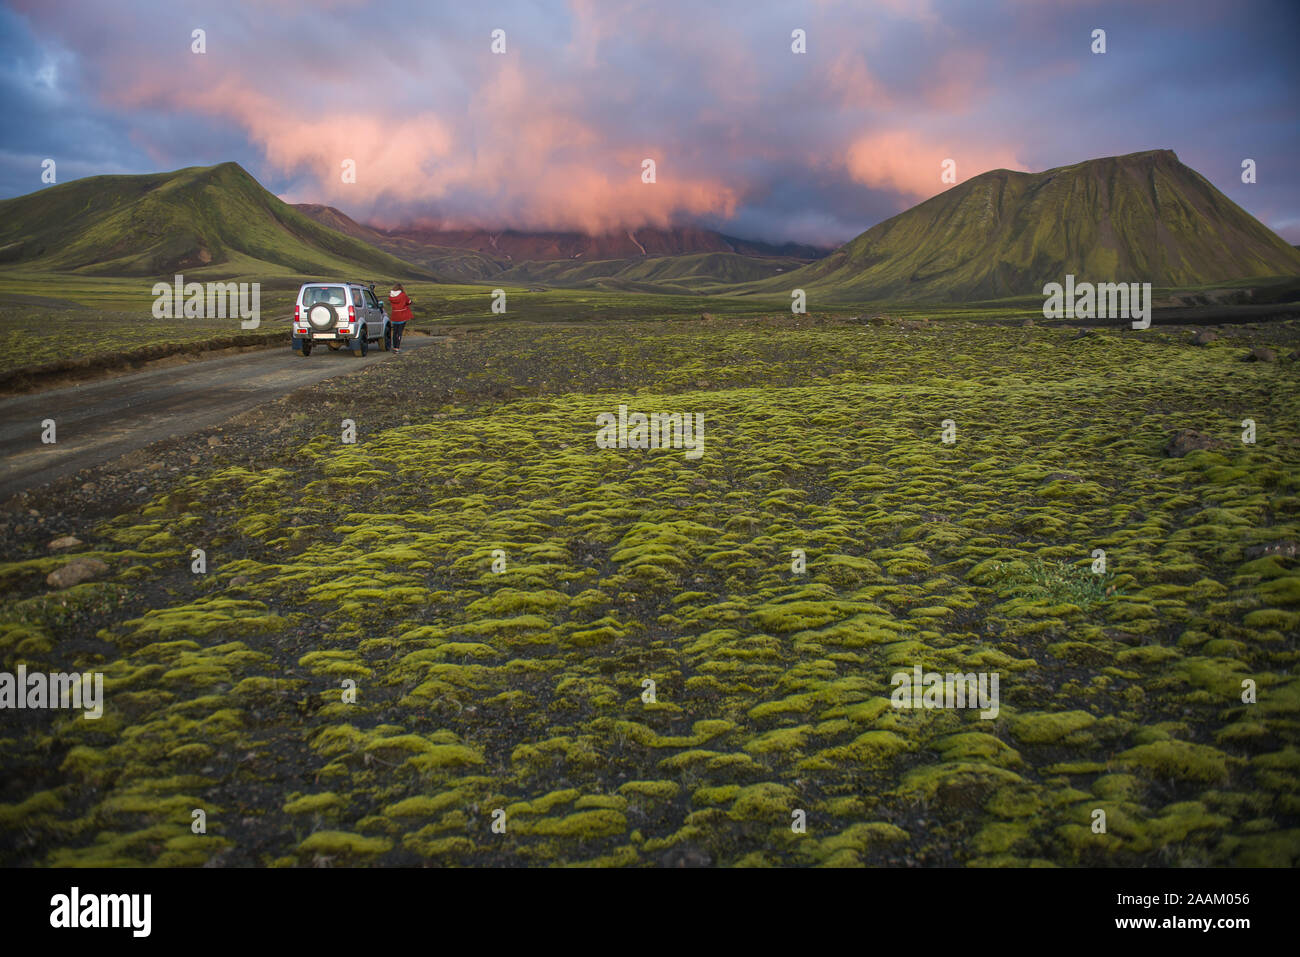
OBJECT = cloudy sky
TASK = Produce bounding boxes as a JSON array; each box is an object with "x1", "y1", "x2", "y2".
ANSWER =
[{"x1": 2, "y1": 0, "x2": 1297, "y2": 245}]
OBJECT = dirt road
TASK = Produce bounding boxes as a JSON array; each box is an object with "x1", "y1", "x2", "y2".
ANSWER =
[{"x1": 0, "y1": 335, "x2": 445, "y2": 500}]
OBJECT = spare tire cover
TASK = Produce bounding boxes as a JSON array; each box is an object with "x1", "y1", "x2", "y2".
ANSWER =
[{"x1": 308, "y1": 303, "x2": 338, "y2": 331}]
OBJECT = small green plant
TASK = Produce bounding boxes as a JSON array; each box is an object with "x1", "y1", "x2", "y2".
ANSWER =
[{"x1": 992, "y1": 558, "x2": 1118, "y2": 608}]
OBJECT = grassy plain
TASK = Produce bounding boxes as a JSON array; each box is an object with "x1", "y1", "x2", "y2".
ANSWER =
[{"x1": 0, "y1": 269, "x2": 948, "y2": 380}]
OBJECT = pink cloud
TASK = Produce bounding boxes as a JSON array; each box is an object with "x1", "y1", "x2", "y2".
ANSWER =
[
  {"x1": 844, "y1": 129, "x2": 1027, "y2": 199},
  {"x1": 96, "y1": 52, "x2": 739, "y2": 233},
  {"x1": 823, "y1": 52, "x2": 894, "y2": 110},
  {"x1": 8, "y1": 0, "x2": 1040, "y2": 239}
]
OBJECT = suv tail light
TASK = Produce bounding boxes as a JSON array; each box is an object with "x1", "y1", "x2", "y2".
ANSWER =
[
  {"x1": 348, "y1": 305, "x2": 356, "y2": 322},
  {"x1": 294, "y1": 304, "x2": 300, "y2": 321}
]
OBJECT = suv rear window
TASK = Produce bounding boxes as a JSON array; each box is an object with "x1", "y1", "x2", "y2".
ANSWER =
[{"x1": 302, "y1": 286, "x2": 347, "y2": 307}]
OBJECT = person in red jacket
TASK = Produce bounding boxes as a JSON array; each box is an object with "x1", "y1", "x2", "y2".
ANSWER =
[{"x1": 387, "y1": 283, "x2": 414, "y2": 353}]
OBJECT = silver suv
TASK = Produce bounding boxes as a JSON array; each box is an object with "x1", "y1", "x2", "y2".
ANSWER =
[{"x1": 292, "y1": 281, "x2": 391, "y2": 356}]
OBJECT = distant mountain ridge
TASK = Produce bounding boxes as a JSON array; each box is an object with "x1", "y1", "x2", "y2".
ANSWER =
[
  {"x1": 293, "y1": 204, "x2": 829, "y2": 264},
  {"x1": 291, "y1": 202, "x2": 828, "y2": 284},
  {"x1": 2, "y1": 152, "x2": 1296, "y2": 304},
  {"x1": 758, "y1": 149, "x2": 1300, "y2": 302},
  {"x1": 391, "y1": 224, "x2": 828, "y2": 262}
]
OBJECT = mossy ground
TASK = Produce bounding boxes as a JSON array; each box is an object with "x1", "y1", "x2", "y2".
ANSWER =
[{"x1": 2, "y1": 314, "x2": 1298, "y2": 866}]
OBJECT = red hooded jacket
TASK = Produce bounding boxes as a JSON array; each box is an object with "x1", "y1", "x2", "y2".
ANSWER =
[{"x1": 388, "y1": 288, "x2": 413, "y2": 322}]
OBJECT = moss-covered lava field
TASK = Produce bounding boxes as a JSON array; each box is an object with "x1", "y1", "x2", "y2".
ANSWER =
[{"x1": 2, "y1": 313, "x2": 1298, "y2": 867}]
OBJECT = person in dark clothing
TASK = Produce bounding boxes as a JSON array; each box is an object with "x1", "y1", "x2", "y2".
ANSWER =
[{"x1": 388, "y1": 283, "x2": 414, "y2": 352}]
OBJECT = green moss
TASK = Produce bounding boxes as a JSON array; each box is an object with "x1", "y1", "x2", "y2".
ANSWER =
[
  {"x1": 1090, "y1": 774, "x2": 1144, "y2": 801},
  {"x1": 1009, "y1": 710, "x2": 1097, "y2": 745},
  {"x1": 384, "y1": 793, "x2": 465, "y2": 818},
  {"x1": 744, "y1": 725, "x2": 813, "y2": 755},
  {"x1": 692, "y1": 785, "x2": 741, "y2": 806},
  {"x1": 1243, "y1": 608, "x2": 1300, "y2": 629},
  {"x1": 507, "y1": 789, "x2": 581, "y2": 817},
  {"x1": 0, "y1": 790, "x2": 61, "y2": 826},
  {"x1": 574, "y1": 794, "x2": 628, "y2": 811},
  {"x1": 513, "y1": 810, "x2": 627, "y2": 839},
  {"x1": 935, "y1": 732, "x2": 1022, "y2": 767},
  {"x1": 608, "y1": 719, "x2": 736, "y2": 749},
  {"x1": 820, "y1": 822, "x2": 909, "y2": 854},
  {"x1": 1146, "y1": 802, "x2": 1231, "y2": 844},
  {"x1": 296, "y1": 831, "x2": 393, "y2": 858},
  {"x1": 1116, "y1": 741, "x2": 1232, "y2": 783},
  {"x1": 1257, "y1": 576, "x2": 1300, "y2": 606},
  {"x1": 406, "y1": 745, "x2": 486, "y2": 773},
  {"x1": 899, "y1": 762, "x2": 1024, "y2": 806},
  {"x1": 617, "y1": 780, "x2": 681, "y2": 802},
  {"x1": 728, "y1": 783, "x2": 799, "y2": 822},
  {"x1": 972, "y1": 821, "x2": 1033, "y2": 856},
  {"x1": 800, "y1": 730, "x2": 910, "y2": 771}
]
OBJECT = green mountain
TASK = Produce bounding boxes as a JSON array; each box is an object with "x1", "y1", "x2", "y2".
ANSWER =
[
  {"x1": 758, "y1": 149, "x2": 1300, "y2": 303},
  {"x1": 0, "y1": 162, "x2": 431, "y2": 279}
]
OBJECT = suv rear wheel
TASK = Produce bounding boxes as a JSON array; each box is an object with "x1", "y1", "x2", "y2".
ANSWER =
[
  {"x1": 300, "y1": 339, "x2": 313, "y2": 357},
  {"x1": 353, "y1": 325, "x2": 369, "y2": 357}
]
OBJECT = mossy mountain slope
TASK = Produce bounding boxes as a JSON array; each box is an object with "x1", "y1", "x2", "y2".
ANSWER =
[
  {"x1": 761, "y1": 150, "x2": 1300, "y2": 303},
  {"x1": 0, "y1": 163, "x2": 431, "y2": 278}
]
